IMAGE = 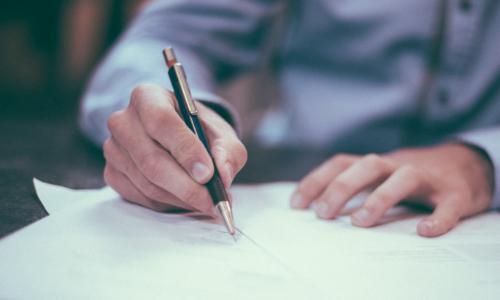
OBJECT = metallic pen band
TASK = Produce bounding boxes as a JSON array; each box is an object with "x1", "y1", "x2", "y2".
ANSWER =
[{"x1": 171, "y1": 64, "x2": 198, "y2": 115}]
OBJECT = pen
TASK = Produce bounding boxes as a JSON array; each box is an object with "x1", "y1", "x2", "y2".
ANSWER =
[{"x1": 162, "y1": 47, "x2": 236, "y2": 237}]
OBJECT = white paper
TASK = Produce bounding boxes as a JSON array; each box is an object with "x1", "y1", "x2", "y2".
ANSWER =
[
  {"x1": 233, "y1": 184, "x2": 500, "y2": 300},
  {"x1": 1, "y1": 181, "x2": 320, "y2": 299},
  {"x1": 33, "y1": 178, "x2": 116, "y2": 215},
  {"x1": 1, "y1": 181, "x2": 499, "y2": 299}
]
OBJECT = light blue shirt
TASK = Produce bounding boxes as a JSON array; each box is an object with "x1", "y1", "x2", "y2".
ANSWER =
[{"x1": 80, "y1": 0, "x2": 500, "y2": 208}]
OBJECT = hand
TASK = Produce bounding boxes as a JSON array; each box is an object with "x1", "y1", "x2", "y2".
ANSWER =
[
  {"x1": 103, "y1": 84, "x2": 247, "y2": 214},
  {"x1": 290, "y1": 144, "x2": 493, "y2": 237}
]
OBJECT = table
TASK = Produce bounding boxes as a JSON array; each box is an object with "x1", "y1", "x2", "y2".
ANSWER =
[{"x1": 0, "y1": 115, "x2": 105, "y2": 238}]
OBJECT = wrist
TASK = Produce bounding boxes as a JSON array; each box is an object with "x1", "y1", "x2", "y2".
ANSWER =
[{"x1": 449, "y1": 142, "x2": 494, "y2": 204}]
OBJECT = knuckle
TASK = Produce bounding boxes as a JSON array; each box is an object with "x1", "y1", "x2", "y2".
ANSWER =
[
  {"x1": 227, "y1": 140, "x2": 248, "y2": 171},
  {"x1": 145, "y1": 109, "x2": 173, "y2": 137},
  {"x1": 330, "y1": 153, "x2": 353, "y2": 168},
  {"x1": 103, "y1": 165, "x2": 115, "y2": 187},
  {"x1": 102, "y1": 139, "x2": 113, "y2": 160},
  {"x1": 331, "y1": 179, "x2": 351, "y2": 197},
  {"x1": 139, "y1": 153, "x2": 164, "y2": 183},
  {"x1": 130, "y1": 92, "x2": 141, "y2": 109},
  {"x1": 235, "y1": 141, "x2": 248, "y2": 167},
  {"x1": 363, "y1": 154, "x2": 384, "y2": 167},
  {"x1": 130, "y1": 84, "x2": 156, "y2": 107},
  {"x1": 399, "y1": 164, "x2": 420, "y2": 179},
  {"x1": 172, "y1": 134, "x2": 199, "y2": 162},
  {"x1": 107, "y1": 110, "x2": 126, "y2": 133},
  {"x1": 372, "y1": 190, "x2": 394, "y2": 207},
  {"x1": 131, "y1": 84, "x2": 173, "y2": 110},
  {"x1": 299, "y1": 175, "x2": 322, "y2": 198},
  {"x1": 364, "y1": 154, "x2": 395, "y2": 172},
  {"x1": 398, "y1": 165, "x2": 424, "y2": 191}
]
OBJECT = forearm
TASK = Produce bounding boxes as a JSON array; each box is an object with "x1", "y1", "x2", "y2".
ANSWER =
[{"x1": 79, "y1": 0, "x2": 282, "y2": 145}]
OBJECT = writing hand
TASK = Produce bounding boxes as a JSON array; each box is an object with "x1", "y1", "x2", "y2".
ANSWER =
[{"x1": 104, "y1": 84, "x2": 247, "y2": 213}]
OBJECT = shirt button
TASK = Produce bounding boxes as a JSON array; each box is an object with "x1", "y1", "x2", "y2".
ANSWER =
[{"x1": 459, "y1": 0, "x2": 472, "y2": 12}]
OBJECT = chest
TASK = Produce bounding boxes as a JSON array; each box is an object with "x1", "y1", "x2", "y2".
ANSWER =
[{"x1": 283, "y1": 0, "x2": 439, "y2": 65}]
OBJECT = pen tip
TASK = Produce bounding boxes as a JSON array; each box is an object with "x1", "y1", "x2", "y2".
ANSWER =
[{"x1": 216, "y1": 201, "x2": 236, "y2": 237}]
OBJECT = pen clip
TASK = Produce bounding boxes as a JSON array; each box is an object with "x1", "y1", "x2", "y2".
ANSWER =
[{"x1": 172, "y1": 64, "x2": 198, "y2": 115}]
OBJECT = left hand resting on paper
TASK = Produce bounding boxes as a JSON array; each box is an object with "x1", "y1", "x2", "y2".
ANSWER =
[{"x1": 290, "y1": 143, "x2": 494, "y2": 237}]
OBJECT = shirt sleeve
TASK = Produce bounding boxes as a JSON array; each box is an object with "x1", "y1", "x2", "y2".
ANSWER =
[
  {"x1": 458, "y1": 127, "x2": 500, "y2": 210},
  {"x1": 79, "y1": 0, "x2": 283, "y2": 145}
]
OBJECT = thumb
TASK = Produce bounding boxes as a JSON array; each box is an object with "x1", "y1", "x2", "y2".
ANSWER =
[
  {"x1": 417, "y1": 197, "x2": 462, "y2": 237},
  {"x1": 211, "y1": 137, "x2": 248, "y2": 189}
]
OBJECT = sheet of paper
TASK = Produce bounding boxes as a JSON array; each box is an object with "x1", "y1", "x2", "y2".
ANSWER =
[
  {"x1": 1, "y1": 181, "x2": 500, "y2": 299},
  {"x1": 1, "y1": 181, "x2": 316, "y2": 299},
  {"x1": 33, "y1": 178, "x2": 116, "y2": 215},
  {"x1": 234, "y1": 184, "x2": 500, "y2": 300}
]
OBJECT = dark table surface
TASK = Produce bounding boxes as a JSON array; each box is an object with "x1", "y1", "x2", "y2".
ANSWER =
[
  {"x1": 0, "y1": 114, "x2": 105, "y2": 238},
  {"x1": 0, "y1": 114, "x2": 327, "y2": 239}
]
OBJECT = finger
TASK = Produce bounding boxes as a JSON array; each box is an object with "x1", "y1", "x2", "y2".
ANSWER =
[
  {"x1": 199, "y1": 103, "x2": 247, "y2": 189},
  {"x1": 210, "y1": 140, "x2": 247, "y2": 189},
  {"x1": 291, "y1": 154, "x2": 358, "y2": 209},
  {"x1": 103, "y1": 138, "x2": 200, "y2": 212},
  {"x1": 417, "y1": 196, "x2": 462, "y2": 237},
  {"x1": 130, "y1": 84, "x2": 214, "y2": 184},
  {"x1": 107, "y1": 109, "x2": 213, "y2": 213},
  {"x1": 104, "y1": 164, "x2": 175, "y2": 212},
  {"x1": 314, "y1": 154, "x2": 395, "y2": 219},
  {"x1": 351, "y1": 165, "x2": 426, "y2": 227}
]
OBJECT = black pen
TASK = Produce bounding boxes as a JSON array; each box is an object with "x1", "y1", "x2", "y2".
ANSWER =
[{"x1": 162, "y1": 47, "x2": 236, "y2": 237}]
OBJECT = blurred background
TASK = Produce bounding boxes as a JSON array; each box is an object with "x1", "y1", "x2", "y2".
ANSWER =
[
  {"x1": 0, "y1": 0, "x2": 150, "y2": 117},
  {"x1": 0, "y1": 0, "x2": 152, "y2": 236},
  {"x1": 0, "y1": 0, "x2": 276, "y2": 132}
]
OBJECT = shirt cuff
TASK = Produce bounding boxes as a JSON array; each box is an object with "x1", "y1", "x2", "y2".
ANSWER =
[{"x1": 457, "y1": 127, "x2": 500, "y2": 210}]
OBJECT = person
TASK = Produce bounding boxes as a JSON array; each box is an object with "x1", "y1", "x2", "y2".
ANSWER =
[{"x1": 79, "y1": 0, "x2": 500, "y2": 237}]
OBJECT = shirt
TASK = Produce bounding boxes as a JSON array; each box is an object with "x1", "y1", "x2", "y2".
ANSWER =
[{"x1": 79, "y1": 0, "x2": 500, "y2": 208}]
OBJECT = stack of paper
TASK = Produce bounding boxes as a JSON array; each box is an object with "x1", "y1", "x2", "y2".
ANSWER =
[{"x1": 0, "y1": 180, "x2": 499, "y2": 299}]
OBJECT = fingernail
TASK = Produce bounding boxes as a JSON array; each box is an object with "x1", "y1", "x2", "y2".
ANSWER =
[
  {"x1": 192, "y1": 162, "x2": 210, "y2": 183},
  {"x1": 290, "y1": 192, "x2": 304, "y2": 208},
  {"x1": 352, "y1": 208, "x2": 371, "y2": 224},
  {"x1": 315, "y1": 202, "x2": 330, "y2": 218},
  {"x1": 420, "y1": 219, "x2": 437, "y2": 233}
]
